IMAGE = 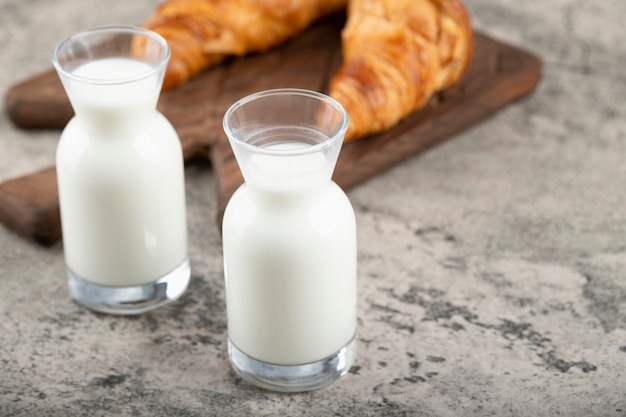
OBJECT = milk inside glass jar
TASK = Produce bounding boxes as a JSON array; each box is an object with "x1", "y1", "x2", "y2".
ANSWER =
[
  {"x1": 53, "y1": 27, "x2": 190, "y2": 314},
  {"x1": 222, "y1": 89, "x2": 357, "y2": 392}
]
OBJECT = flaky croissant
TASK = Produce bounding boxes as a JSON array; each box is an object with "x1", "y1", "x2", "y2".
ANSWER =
[
  {"x1": 142, "y1": 0, "x2": 348, "y2": 90},
  {"x1": 329, "y1": 0, "x2": 473, "y2": 140},
  {"x1": 142, "y1": 0, "x2": 472, "y2": 141}
]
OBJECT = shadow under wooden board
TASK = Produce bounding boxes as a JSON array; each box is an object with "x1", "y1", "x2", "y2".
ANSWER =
[{"x1": 1, "y1": 15, "x2": 541, "y2": 245}]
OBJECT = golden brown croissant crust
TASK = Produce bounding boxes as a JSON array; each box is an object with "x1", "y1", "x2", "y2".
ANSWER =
[
  {"x1": 142, "y1": 0, "x2": 348, "y2": 90},
  {"x1": 330, "y1": 0, "x2": 473, "y2": 140},
  {"x1": 141, "y1": 0, "x2": 472, "y2": 141}
]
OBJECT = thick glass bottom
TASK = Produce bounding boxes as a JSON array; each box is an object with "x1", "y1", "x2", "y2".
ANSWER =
[
  {"x1": 228, "y1": 333, "x2": 357, "y2": 392},
  {"x1": 67, "y1": 257, "x2": 190, "y2": 315}
]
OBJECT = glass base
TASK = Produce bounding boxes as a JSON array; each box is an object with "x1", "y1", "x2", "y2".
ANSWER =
[
  {"x1": 228, "y1": 333, "x2": 357, "y2": 392},
  {"x1": 67, "y1": 257, "x2": 191, "y2": 315}
]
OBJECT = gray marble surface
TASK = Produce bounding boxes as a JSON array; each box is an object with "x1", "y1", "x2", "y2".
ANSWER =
[{"x1": 1, "y1": 0, "x2": 625, "y2": 416}]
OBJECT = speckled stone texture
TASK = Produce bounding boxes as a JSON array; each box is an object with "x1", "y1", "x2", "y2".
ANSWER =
[{"x1": 1, "y1": 0, "x2": 625, "y2": 416}]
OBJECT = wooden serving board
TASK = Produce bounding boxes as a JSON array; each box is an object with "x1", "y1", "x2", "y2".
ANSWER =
[{"x1": 1, "y1": 15, "x2": 541, "y2": 245}]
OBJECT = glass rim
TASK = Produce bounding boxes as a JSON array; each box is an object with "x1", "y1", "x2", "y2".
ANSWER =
[
  {"x1": 52, "y1": 25, "x2": 170, "y2": 86},
  {"x1": 222, "y1": 88, "x2": 350, "y2": 157}
]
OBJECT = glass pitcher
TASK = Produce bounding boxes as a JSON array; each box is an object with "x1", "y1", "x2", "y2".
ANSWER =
[
  {"x1": 53, "y1": 26, "x2": 190, "y2": 314},
  {"x1": 222, "y1": 89, "x2": 357, "y2": 392}
]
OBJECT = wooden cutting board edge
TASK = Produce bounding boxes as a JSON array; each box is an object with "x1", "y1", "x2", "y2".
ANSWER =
[
  {"x1": 0, "y1": 30, "x2": 542, "y2": 245},
  {"x1": 212, "y1": 33, "x2": 543, "y2": 229}
]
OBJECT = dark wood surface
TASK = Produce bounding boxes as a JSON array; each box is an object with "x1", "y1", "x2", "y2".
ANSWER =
[{"x1": 0, "y1": 16, "x2": 541, "y2": 245}]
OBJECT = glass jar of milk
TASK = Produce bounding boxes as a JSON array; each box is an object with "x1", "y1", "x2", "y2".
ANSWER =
[
  {"x1": 222, "y1": 89, "x2": 357, "y2": 392},
  {"x1": 52, "y1": 27, "x2": 190, "y2": 314}
]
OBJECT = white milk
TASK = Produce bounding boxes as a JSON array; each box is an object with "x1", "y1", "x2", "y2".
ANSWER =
[
  {"x1": 222, "y1": 136, "x2": 357, "y2": 366},
  {"x1": 56, "y1": 58, "x2": 188, "y2": 287}
]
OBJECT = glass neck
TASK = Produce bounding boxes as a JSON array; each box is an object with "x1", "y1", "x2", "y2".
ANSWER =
[
  {"x1": 71, "y1": 92, "x2": 159, "y2": 132},
  {"x1": 59, "y1": 58, "x2": 164, "y2": 133},
  {"x1": 236, "y1": 148, "x2": 337, "y2": 193}
]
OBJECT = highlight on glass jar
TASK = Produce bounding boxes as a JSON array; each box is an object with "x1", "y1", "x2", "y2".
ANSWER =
[
  {"x1": 222, "y1": 89, "x2": 358, "y2": 392},
  {"x1": 53, "y1": 26, "x2": 190, "y2": 315}
]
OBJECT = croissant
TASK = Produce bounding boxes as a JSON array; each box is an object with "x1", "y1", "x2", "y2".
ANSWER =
[
  {"x1": 142, "y1": 0, "x2": 472, "y2": 141},
  {"x1": 329, "y1": 0, "x2": 473, "y2": 140},
  {"x1": 141, "y1": 0, "x2": 348, "y2": 90}
]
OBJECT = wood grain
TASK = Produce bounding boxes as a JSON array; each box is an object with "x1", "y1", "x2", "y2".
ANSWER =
[{"x1": 0, "y1": 15, "x2": 541, "y2": 245}]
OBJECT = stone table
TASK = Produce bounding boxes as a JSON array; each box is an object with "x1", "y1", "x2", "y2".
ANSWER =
[{"x1": 1, "y1": 0, "x2": 625, "y2": 415}]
